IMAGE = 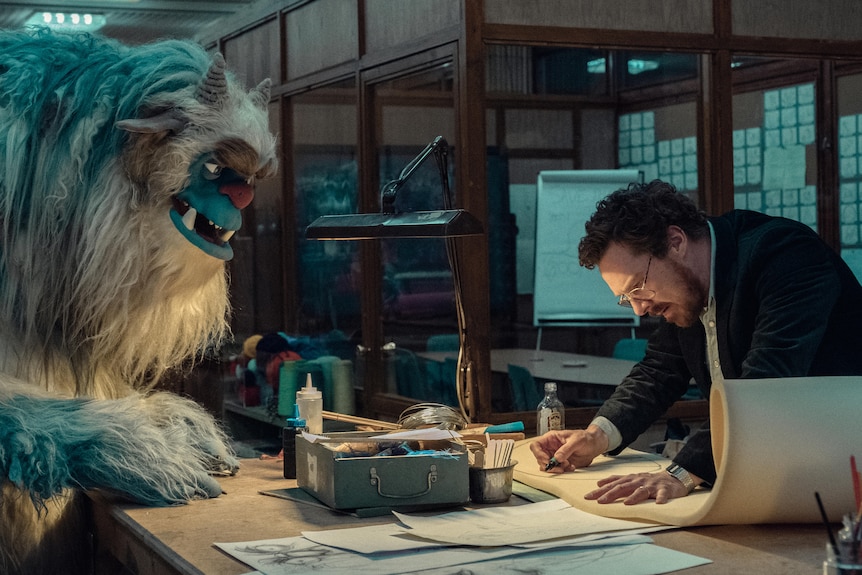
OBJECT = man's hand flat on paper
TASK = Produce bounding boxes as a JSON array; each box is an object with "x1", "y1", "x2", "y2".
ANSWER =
[{"x1": 584, "y1": 471, "x2": 689, "y2": 505}]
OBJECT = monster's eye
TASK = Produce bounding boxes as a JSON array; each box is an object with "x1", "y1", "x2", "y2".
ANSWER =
[{"x1": 203, "y1": 162, "x2": 222, "y2": 180}]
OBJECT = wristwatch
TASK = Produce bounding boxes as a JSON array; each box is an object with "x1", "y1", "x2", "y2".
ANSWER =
[{"x1": 666, "y1": 463, "x2": 696, "y2": 493}]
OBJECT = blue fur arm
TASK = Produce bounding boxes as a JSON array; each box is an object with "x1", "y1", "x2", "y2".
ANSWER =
[{"x1": 0, "y1": 395, "x2": 226, "y2": 508}]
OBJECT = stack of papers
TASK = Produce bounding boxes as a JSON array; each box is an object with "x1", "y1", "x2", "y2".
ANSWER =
[{"x1": 215, "y1": 500, "x2": 710, "y2": 574}]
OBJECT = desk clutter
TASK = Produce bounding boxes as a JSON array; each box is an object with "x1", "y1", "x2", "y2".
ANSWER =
[
  {"x1": 278, "y1": 401, "x2": 525, "y2": 513},
  {"x1": 296, "y1": 430, "x2": 469, "y2": 511}
]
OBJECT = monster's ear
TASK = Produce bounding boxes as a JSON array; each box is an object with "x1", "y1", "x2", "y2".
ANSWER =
[
  {"x1": 250, "y1": 78, "x2": 271, "y2": 109},
  {"x1": 115, "y1": 109, "x2": 188, "y2": 135}
]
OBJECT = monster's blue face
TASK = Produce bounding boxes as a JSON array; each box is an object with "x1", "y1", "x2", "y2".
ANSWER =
[{"x1": 170, "y1": 154, "x2": 255, "y2": 260}]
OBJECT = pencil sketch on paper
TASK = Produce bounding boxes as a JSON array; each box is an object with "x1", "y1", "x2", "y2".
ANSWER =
[
  {"x1": 232, "y1": 541, "x2": 339, "y2": 571},
  {"x1": 412, "y1": 543, "x2": 710, "y2": 575},
  {"x1": 216, "y1": 534, "x2": 710, "y2": 575}
]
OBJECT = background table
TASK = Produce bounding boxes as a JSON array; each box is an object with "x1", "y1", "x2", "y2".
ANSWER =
[
  {"x1": 88, "y1": 457, "x2": 827, "y2": 575},
  {"x1": 418, "y1": 348, "x2": 636, "y2": 387}
]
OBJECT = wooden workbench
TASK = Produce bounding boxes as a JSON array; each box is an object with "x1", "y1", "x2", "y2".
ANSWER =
[{"x1": 87, "y1": 457, "x2": 826, "y2": 575}]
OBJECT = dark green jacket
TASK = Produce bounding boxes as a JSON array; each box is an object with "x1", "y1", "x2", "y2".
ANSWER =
[{"x1": 597, "y1": 210, "x2": 862, "y2": 483}]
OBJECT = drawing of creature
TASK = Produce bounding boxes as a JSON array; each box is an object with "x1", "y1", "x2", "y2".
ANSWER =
[
  {"x1": 237, "y1": 542, "x2": 341, "y2": 570},
  {"x1": 0, "y1": 28, "x2": 276, "y2": 574}
]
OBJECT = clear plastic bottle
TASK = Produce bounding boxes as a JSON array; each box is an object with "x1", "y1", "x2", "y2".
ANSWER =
[
  {"x1": 536, "y1": 382, "x2": 565, "y2": 436},
  {"x1": 296, "y1": 373, "x2": 323, "y2": 434}
]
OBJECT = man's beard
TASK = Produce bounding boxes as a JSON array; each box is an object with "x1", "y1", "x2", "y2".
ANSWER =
[{"x1": 664, "y1": 259, "x2": 708, "y2": 328}]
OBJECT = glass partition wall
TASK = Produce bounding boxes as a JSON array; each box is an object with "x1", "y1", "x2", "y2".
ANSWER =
[
  {"x1": 212, "y1": 2, "x2": 862, "y2": 425},
  {"x1": 281, "y1": 46, "x2": 862, "y2": 421},
  {"x1": 489, "y1": 47, "x2": 702, "y2": 366},
  {"x1": 373, "y1": 63, "x2": 461, "y2": 406}
]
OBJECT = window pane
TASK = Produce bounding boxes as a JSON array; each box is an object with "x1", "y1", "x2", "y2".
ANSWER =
[
  {"x1": 374, "y1": 63, "x2": 461, "y2": 405},
  {"x1": 294, "y1": 78, "x2": 361, "y2": 341},
  {"x1": 732, "y1": 71, "x2": 818, "y2": 230},
  {"x1": 837, "y1": 72, "x2": 862, "y2": 280}
]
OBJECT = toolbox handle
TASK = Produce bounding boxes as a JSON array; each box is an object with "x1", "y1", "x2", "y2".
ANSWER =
[{"x1": 369, "y1": 464, "x2": 438, "y2": 499}]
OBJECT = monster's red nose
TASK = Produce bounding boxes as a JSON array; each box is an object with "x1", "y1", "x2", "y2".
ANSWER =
[{"x1": 220, "y1": 182, "x2": 254, "y2": 209}]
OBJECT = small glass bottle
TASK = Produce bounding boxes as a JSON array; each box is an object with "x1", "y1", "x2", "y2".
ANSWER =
[{"x1": 537, "y1": 382, "x2": 565, "y2": 436}]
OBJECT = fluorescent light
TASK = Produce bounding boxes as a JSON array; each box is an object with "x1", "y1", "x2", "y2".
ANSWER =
[
  {"x1": 25, "y1": 11, "x2": 106, "y2": 32},
  {"x1": 627, "y1": 59, "x2": 660, "y2": 75},
  {"x1": 587, "y1": 58, "x2": 607, "y2": 74}
]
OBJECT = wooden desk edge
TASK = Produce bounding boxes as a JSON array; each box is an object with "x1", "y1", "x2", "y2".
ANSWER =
[{"x1": 89, "y1": 492, "x2": 207, "y2": 575}]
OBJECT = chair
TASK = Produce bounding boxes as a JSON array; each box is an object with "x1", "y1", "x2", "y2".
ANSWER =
[
  {"x1": 391, "y1": 348, "x2": 426, "y2": 400},
  {"x1": 612, "y1": 338, "x2": 648, "y2": 362},
  {"x1": 507, "y1": 363, "x2": 543, "y2": 412},
  {"x1": 426, "y1": 333, "x2": 461, "y2": 352}
]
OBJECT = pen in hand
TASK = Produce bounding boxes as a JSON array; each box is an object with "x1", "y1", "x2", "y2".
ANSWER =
[{"x1": 545, "y1": 457, "x2": 560, "y2": 471}]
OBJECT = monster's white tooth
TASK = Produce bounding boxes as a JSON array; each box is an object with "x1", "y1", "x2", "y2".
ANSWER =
[
  {"x1": 182, "y1": 207, "x2": 197, "y2": 231},
  {"x1": 221, "y1": 230, "x2": 235, "y2": 242}
]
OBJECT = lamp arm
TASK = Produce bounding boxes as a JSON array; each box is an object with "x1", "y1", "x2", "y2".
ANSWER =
[
  {"x1": 376, "y1": 134, "x2": 475, "y2": 421},
  {"x1": 380, "y1": 136, "x2": 448, "y2": 213}
]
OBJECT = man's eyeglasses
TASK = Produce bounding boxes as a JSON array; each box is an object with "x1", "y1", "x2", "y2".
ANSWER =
[{"x1": 618, "y1": 256, "x2": 656, "y2": 307}]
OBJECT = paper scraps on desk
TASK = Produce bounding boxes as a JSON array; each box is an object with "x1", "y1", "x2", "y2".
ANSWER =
[
  {"x1": 301, "y1": 503, "x2": 667, "y2": 554},
  {"x1": 512, "y1": 376, "x2": 862, "y2": 526},
  {"x1": 217, "y1": 510, "x2": 708, "y2": 575},
  {"x1": 217, "y1": 532, "x2": 709, "y2": 575},
  {"x1": 369, "y1": 428, "x2": 461, "y2": 441},
  {"x1": 299, "y1": 429, "x2": 461, "y2": 461},
  {"x1": 302, "y1": 428, "x2": 460, "y2": 443},
  {"x1": 393, "y1": 499, "x2": 661, "y2": 546}
]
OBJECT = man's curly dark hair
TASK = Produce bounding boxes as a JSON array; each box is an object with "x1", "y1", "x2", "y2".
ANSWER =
[{"x1": 578, "y1": 180, "x2": 709, "y2": 269}]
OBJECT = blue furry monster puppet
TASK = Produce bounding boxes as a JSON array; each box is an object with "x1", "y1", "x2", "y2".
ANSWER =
[{"x1": 0, "y1": 29, "x2": 277, "y2": 573}]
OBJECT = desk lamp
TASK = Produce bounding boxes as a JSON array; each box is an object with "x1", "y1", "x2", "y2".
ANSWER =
[{"x1": 305, "y1": 136, "x2": 482, "y2": 422}]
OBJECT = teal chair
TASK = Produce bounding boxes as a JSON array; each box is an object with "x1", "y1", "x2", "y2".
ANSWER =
[
  {"x1": 612, "y1": 338, "x2": 648, "y2": 362},
  {"x1": 508, "y1": 363, "x2": 543, "y2": 412},
  {"x1": 392, "y1": 348, "x2": 426, "y2": 400},
  {"x1": 426, "y1": 333, "x2": 460, "y2": 352}
]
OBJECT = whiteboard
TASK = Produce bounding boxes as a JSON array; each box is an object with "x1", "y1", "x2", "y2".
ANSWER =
[{"x1": 533, "y1": 170, "x2": 643, "y2": 327}]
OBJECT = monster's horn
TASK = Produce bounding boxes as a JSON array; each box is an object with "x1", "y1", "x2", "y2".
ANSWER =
[
  {"x1": 116, "y1": 109, "x2": 188, "y2": 135},
  {"x1": 196, "y1": 53, "x2": 228, "y2": 106},
  {"x1": 251, "y1": 78, "x2": 271, "y2": 109}
]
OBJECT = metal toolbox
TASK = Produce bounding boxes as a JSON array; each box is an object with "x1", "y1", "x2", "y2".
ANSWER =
[{"x1": 296, "y1": 431, "x2": 468, "y2": 512}]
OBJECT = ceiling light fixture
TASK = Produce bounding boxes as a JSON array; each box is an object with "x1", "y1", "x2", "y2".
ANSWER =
[{"x1": 25, "y1": 12, "x2": 107, "y2": 32}]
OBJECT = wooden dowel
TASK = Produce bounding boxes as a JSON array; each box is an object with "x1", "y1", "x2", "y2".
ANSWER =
[{"x1": 321, "y1": 410, "x2": 401, "y2": 430}]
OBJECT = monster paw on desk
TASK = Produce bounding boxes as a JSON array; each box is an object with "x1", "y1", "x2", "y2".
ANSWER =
[{"x1": 295, "y1": 431, "x2": 468, "y2": 512}]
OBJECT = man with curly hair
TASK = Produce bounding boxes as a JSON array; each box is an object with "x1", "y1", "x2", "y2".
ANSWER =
[{"x1": 531, "y1": 179, "x2": 862, "y2": 504}]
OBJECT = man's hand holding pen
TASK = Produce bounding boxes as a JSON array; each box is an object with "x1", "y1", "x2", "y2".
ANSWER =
[{"x1": 529, "y1": 425, "x2": 610, "y2": 473}]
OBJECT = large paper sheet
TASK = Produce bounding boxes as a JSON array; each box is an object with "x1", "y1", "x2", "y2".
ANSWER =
[{"x1": 513, "y1": 376, "x2": 862, "y2": 525}]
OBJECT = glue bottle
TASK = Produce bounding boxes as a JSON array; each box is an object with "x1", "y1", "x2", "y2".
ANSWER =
[
  {"x1": 282, "y1": 404, "x2": 306, "y2": 480},
  {"x1": 536, "y1": 382, "x2": 565, "y2": 436},
  {"x1": 296, "y1": 373, "x2": 323, "y2": 434}
]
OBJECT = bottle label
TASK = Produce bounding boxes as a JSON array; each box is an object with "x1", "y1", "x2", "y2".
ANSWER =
[{"x1": 538, "y1": 408, "x2": 564, "y2": 435}]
